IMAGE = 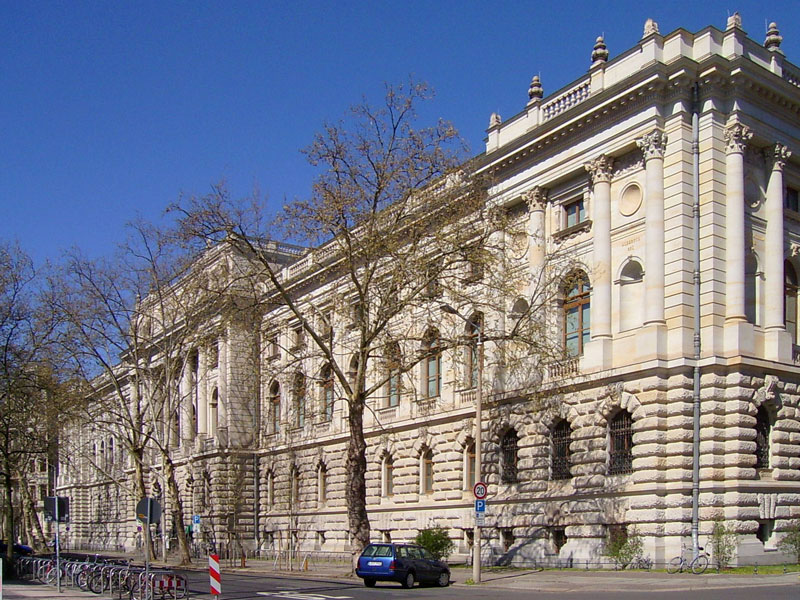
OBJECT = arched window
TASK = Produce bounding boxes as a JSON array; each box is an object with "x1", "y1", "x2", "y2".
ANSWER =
[
  {"x1": 293, "y1": 372, "x2": 306, "y2": 428},
  {"x1": 320, "y1": 365, "x2": 334, "y2": 421},
  {"x1": 500, "y1": 429, "x2": 519, "y2": 483},
  {"x1": 422, "y1": 329, "x2": 442, "y2": 398},
  {"x1": 107, "y1": 438, "x2": 114, "y2": 465},
  {"x1": 608, "y1": 411, "x2": 633, "y2": 475},
  {"x1": 269, "y1": 381, "x2": 281, "y2": 434},
  {"x1": 465, "y1": 314, "x2": 483, "y2": 389},
  {"x1": 618, "y1": 261, "x2": 644, "y2": 331},
  {"x1": 383, "y1": 455, "x2": 394, "y2": 497},
  {"x1": 785, "y1": 261, "x2": 798, "y2": 344},
  {"x1": 386, "y1": 342, "x2": 401, "y2": 408},
  {"x1": 754, "y1": 405, "x2": 772, "y2": 469},
  {"x1": 209, "y1": 388, "x2": 219, "y2": 436},
  {"x1": 551, "y1": 420, "x2": 572, "y2": 480},
  {"x1": 421, "y1": 449, "x2": 434, "y2": 494},
  {"x1": 745, "y1": 253, "x2": 760, "y2": 325},
  {"x1": 564, "y1": 271, "x2": 591, "y2": 357}
]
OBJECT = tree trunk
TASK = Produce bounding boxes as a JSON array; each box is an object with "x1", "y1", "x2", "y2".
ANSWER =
[
  {"x1": 163, "y1": 456, "x2": 192, "y2": 565},
  {"x1": 2, "y1": 471, "x2": 14, "y2": 563},
  {"x1": 132, "y1": 454, "x2": 155, "y2": 559},
  {"x1": 345, "y1": 396, "x2": 370, "y2": 570},
  {"x1": 16, "y1": 472, "x2": 45, "y2": 549}
]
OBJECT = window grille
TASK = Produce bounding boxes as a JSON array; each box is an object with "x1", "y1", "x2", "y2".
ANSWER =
[
  {"x1": 551, "y1": 420, "x2": 572, "y2": 480},
  {"x1": 755, "y1": 405, "x2": 771, "y2": 469},
  {"x1": 501, "y1": 430, "x2": 519, "y2": 483},
  {"x1": 608, "y1": 411, "x2": 633, "y2": 475}
]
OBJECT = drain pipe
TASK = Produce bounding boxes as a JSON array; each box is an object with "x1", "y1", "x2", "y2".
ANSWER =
[{"x1": 691, "y1": 82, "x2": 702, "y2": 559}]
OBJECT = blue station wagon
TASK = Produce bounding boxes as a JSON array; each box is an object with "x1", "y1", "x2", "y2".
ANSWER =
[{"x1": 356, "y1": 542, "x2": 450, "y2": 588}]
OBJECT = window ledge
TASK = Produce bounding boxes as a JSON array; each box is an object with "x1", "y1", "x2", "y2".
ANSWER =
[{"x1": 553, "y1": 219, "x2": 592, "y2": 242}]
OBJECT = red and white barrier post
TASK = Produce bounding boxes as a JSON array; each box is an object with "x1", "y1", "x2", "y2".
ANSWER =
[{"x1": 209, "y1": 553, "x2": 221, "y2": 597}]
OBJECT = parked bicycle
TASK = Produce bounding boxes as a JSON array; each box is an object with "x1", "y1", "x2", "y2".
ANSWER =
[{"x1": 667, "y1": 544, "x2": 710, "y2": 574}]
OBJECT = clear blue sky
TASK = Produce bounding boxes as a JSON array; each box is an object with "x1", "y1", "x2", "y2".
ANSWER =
[{"x1": 3, "y1": 1, "x2": 798, "y2": 265}]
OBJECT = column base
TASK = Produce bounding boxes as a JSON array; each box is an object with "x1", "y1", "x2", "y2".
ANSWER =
[
  {"x1": 582, "y1": 337, "x2": 612, "y2": 371},
  {"x1": 723, "y1": 319, "x2": 754, "y2": 358},
  {"x1": 764, "y1": 328, "x2": 792, "y2": 363},
  {"x1": 638, "y1": 322, "x2": 668, "y2": 361}
]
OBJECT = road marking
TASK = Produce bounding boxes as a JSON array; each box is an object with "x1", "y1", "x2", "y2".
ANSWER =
[{"x1": 257, "y1": 592, "x2": 352, "y2": 600}]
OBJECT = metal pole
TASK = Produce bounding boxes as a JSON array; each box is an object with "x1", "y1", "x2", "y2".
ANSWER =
[
  {"x1": 691, "y1": 82, "x2": 702, "y2": 560},
  {"x1": 55, "y1": 498, "x2": 61, "y2": 593},
  {"x1": 473, "y1": 330, "x2": 483, "y2": 584},
  {"x1": 145, "y1": 499, "x2": 151, "y2": 586}
]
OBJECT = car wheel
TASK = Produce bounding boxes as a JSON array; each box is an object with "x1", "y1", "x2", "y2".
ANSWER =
[
  {"x1": 402, "y1": 571, "x2": 415, "y2": 589},
  {"x1": 364, "y1": 578, "x2": 376, "y2": 588},
  {"x1": 437, "y1": 571, "x2": 450, "y2": 587}
]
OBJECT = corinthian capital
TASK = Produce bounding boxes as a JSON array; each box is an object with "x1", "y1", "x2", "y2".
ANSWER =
[
  {"x1": 637, "y1": 129, "x2": 668, "y2": 161},
  {"x1": 525, "y1": 187, "x2": 548, "y2": 211},
  {"x1": 585, "y1": 155, "x2": 614, "y2": 184},
  {"x1": 724, "y1": 123, "x2": 752, "y2": 155},
  {"x1": 765, "y1": 143, "x2": 792, "y2": 171}
]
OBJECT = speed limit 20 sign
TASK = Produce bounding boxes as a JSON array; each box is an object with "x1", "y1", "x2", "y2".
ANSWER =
[{"x1": 473, "y1": 481, "x2": 488, "y2": 499}]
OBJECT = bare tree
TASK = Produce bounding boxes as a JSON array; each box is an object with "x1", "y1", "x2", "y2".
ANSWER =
[
  {"x1": 50, "y1": 221, "x2": 241, "y2": 565},
  {"x1": 0, "y1": 241, "x2": 74, "y2": 558},
  {"x1": 170, "y1": 81, "x2": 507, "y2": 559}
]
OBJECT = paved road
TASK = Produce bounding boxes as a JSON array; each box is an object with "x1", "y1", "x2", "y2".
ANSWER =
[
  {"x1": 177, "y1": 569, "x2": 798, "y2": 600},
  {"x1": 2, "y1": 567, "x2": 797, "y2": 600}
]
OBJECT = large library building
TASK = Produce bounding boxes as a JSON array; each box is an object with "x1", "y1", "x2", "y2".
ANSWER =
[{"x1": 57, "y1": 16, "x2": 800, "y2": 566}]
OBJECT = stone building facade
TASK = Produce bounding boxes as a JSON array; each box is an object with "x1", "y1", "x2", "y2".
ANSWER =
[{"x1": 58, "y1": 17, "x2": 800, "y2": 566}]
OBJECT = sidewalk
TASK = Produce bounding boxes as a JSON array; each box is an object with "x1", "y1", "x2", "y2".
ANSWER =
[
  {"x1": 2, "y1": 560, "x2": 796, "y2": 598},
  {"x1": 1, "y1": 578, "x2": 114, "y2": 600}
]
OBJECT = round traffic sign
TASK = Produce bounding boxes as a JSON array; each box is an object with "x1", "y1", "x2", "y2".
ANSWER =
[
  {"x1": 135, "y1": 497, "x2": 162, "y2": 525},
  {"x1": 473, "y1": 481, "x2": 488, "y2": 499}
]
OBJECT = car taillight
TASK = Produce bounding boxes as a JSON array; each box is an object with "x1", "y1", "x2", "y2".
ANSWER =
[{"x1": 389, "y1": 560, "x2": 396, "y2": 570}]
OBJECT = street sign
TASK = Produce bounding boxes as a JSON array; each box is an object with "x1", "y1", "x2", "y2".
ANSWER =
[
  {"x1": 44, "y1": 496, "x2": 70, "y2": 523},
  {"x1": 473, "y1": 481, "x2": 488, "y2": 500},
  {"x1": 475, "y1": 499, "x2": 486, "y2": 513},
  {"x1": 193, "y1": 515, "x2": 201, "y2": 525},
  {"x1": 476, "y1": 513, "x2": 485, "y2": 526},
  {"x1": 135, "y1": 497, "x2": 162, "y2": 525}
]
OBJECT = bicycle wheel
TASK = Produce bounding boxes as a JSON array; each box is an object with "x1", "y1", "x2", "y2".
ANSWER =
[
  {"x1": 691, "y1": 554, "x2": 709, "y2": 574},
  {"x1": 666, "y1": 556, "x2": 684, "y2": 574}
]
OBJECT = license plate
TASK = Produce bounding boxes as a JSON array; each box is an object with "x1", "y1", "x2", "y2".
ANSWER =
[{"x1": 367, "y1": 561, "x2": 382, "y2": 566}]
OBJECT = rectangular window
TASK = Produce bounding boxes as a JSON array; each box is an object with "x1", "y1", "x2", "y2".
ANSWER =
[
  {"x1": 784, "y1": 186, "x2": 799, "y2": 212},
  {"x1": 426, "y1": 354, "x2": 441, "y2": 397},
  {"x1": 292, "y1": 326, "x2": 304, "y2": 350},
  {"x1": 267, "y1": 335, "x2": 280, "y2": 360},
  {"x1": 565, "y1": 198, "x2": 586, "y2": 228},
  {"x1": 388, "y1": 371, "x2": 400, "y2": 407}
]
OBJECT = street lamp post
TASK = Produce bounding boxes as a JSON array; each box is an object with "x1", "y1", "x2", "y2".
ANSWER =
[{"x1": 440, "y1": 304, "x2": 483, "y2": 583}]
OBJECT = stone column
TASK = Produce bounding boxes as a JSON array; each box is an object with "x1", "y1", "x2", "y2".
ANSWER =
[
  {"x1": 197, "y1": 347, "x2": 208, "y2": 435},
  {"x1": 584, "y1": 155, "x2": 614, "y2": 370},
  {"x1": 637, "y1": 129, "x2": 667, "y2": 325},
  {"x1": 724, "y1": 124, "x2": 751, "y2": 322},
  {"x1": 526, "y1": 187, "x2": 547, "y2": 291},
  {"x1": 488, "y1": 207, "x2": 507, "y2": 392},
  {"x1": 179, "y1": 355, "x2": 193, "y2": 443},
  {"x1": 722, "y1": 124, "x2": 755, "y2": 356},
  {"x1": 764, "y1": 143, "x2": 793, "y2": 361}
]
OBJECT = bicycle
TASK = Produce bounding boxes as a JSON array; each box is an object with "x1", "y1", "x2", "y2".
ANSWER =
[{"x1": 667, "y1": 544, "x2": 709, "y2": 574}]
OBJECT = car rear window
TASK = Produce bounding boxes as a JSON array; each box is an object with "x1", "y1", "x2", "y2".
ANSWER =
[{"x1": 361, "y1": 544, "x2": 393, "y2": 557}]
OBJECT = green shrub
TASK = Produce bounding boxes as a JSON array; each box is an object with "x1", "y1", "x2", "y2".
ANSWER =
[
  {"x1": 414, "y1": 525, "x2": 455, "y2": 560},
  {"x1": 777, "y1": 519, "x2": 800, "y2": 564},
  {"x1": 604, "y1": 526, "x2": 643, "y2": 569},
  {"x1": 710, "y1": 518, "x2": 737, "y2": 570}
]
